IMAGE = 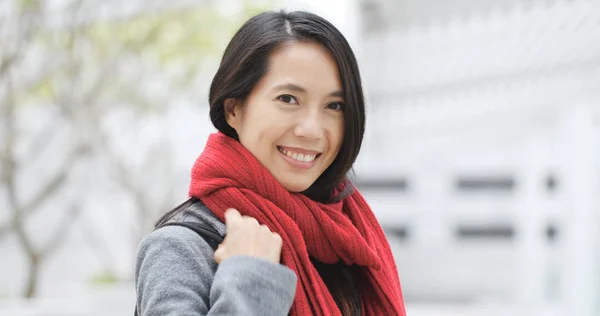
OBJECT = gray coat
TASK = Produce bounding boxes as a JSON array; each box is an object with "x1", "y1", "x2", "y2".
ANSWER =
[{"x1": 135, "y1": 201, "x2": 298, "y2": 315}]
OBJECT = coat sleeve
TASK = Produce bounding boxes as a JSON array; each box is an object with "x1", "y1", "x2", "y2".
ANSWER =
[{"x1": 135, "y1": 226, "x2": 297, "y2": 316}]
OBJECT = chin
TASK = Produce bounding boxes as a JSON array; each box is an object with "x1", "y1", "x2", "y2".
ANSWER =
[
  {"x1": 283, "y1": 184, "x2": 311, "y2": 193},
  {"x1": 278, "y1": 178, "x2": 314, "y2": 193}
]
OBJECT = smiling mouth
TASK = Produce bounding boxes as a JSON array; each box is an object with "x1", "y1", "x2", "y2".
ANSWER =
[{"x1": 277, "y1": 146, "x2": 322, "y2": 163}]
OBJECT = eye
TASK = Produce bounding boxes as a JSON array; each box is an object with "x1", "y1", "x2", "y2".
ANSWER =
[
  {"x1": 326, "y1": 102, "x2": 344, "y2": 111},
  {"x1": 277, "y1": 94, "x2": 298, "y2": 105}
]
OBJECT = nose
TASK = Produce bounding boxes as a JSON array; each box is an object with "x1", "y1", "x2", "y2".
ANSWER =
[{"x1": 293, "y1": 107, "x2": 323, "y2": 140}]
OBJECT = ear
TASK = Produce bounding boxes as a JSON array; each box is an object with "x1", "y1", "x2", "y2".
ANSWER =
[{"x1": 224, "y1": 98, "x2": 243, "y2": 130}]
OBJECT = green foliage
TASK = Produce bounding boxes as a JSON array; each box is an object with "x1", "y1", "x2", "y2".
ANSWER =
[
  {"x1": 85, "y1": 2, "x2": 277, "y2": 70},
  {"x1": 88, "y1": 271, "x2": 120, "y2": 285},
  {"x1": 18, "y1": 76, "x2": 57, "y2": 105},
  {"x1": 11, "y1": 0, "x2": 282, "y2": 111},
  {"x1": 17, "y1": 0, "x2": 41, "y2": 10}
]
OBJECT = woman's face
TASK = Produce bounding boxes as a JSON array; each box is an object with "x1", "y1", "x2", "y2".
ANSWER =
[{"x1": 226, "y1": 41, "x2": 345, "y2": 193}]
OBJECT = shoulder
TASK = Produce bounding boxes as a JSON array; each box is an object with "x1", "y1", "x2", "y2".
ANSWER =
[
  {"x1": 136, "y1": 225, "x2": 217, "y2": 279},
  {"x1": 135, "y1": 219, "x2": 220, "y2": 293},
  {"x1": 135, "y1": 206, "x2": 221, "y2": 315},
  {"x1": 139, "y1": 224, "x2": 208, "y2": 253},
  {"x1": 181, "y1": 199, "x2": 227, "y2": 235},
  {"x1": 136, "y1": 199, "x2": 224, "y2": 268}
]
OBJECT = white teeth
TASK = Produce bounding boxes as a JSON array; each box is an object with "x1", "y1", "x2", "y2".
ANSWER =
[{"x1": 278, "y1": 147, "x2": 317, "y2": 163}]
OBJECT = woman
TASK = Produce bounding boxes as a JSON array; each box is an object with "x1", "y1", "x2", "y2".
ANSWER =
[{"x1": 135, "y1": 10, "x2": 406, "y2": 316}]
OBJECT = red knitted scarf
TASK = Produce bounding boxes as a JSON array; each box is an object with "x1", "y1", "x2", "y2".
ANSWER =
[{"x1": 189, "y1": 132, "x2": 406, "y2": 316}]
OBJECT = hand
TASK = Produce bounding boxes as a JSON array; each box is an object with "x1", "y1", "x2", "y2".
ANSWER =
[{"x1": 214, "y1": 208, "x2": 283, "y2": 264}]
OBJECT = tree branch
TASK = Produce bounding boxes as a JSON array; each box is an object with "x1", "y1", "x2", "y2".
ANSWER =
[
  {"x1": 22, "y1": 121, "x2": 59, "y2": 165},
  {"x1": 78, "y1": 211, "x2": 118, "y2": 273},
  {"x1": 0, "y1": 222, "x2": 11, "y2": 241},
  {"x1": 22, "y1": 170, "x2": 67, "y2": 215},
  {"x1": 22, "y1": 143, "x2": 88, "y2": 215},
  {"x1": 13, "y1": 216, "x2": 37, "y2": 262},
  {"x1": 2, "y1": 75, "x2": 21, "y2": 226},
  {"x1": 0, "y1": 53, "x2": 18, "y2": 78},
  {"x1": 39, "y1": 202, "x2": 82, "y2": 257}
]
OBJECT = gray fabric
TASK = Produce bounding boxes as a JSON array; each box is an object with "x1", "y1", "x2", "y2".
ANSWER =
[{"x1": 135, "y1": 201, "x2": 298, "y2": 316}]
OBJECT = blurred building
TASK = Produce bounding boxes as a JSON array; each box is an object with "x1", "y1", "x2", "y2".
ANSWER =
[{"x1": 354, "y1": 0, "x2": 600, "y2": 315}]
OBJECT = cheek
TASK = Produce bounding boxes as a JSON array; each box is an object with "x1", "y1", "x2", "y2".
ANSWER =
[
  {"x1": 238, "y1": 108, "x2": 280, "y2": 152},
  {"x1": 330, "y1": 120, "x2": 344, "y2": 153}
]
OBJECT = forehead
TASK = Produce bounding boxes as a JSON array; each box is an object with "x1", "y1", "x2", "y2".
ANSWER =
[{"x1": 261, "y1": 41, "x2": 343, "y2": 93}]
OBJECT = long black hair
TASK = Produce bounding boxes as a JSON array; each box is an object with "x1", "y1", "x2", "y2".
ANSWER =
[
  {"x1": 156, "y1": 10, "x2": 366, "y2": 316},
  {"x1": 208, "y1": 10, "x2": 365, "y2": 203}
]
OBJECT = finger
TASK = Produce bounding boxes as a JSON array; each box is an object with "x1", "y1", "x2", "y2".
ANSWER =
[
  {"x1": 272, "y1": 232, "x2": 283, "y2": 245},
  {"x1": 242, "y1": 216, "x2": 259, "y2": 226},
  {"x1": 224, "y1": 208, "x2": 241, "y2": 226},
  {"x1": 259, "y1": 224, "x2": 271, "y2": 233},
  {"x1": 214, "y1": 245, "x2": 225, "y2": 264},
  {"x1": 219, "y1": 235, "x2": 229, "y2": 246}
]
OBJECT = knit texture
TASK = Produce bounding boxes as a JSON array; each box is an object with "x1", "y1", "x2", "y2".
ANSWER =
[{"x1": 189, "y1": 132, "x2": 406, "y2": 316}]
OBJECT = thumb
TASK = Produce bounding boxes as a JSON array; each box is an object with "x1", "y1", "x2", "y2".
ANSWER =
[{"x1": 214, "y1": 243, "x2": 226, "y2": 264}]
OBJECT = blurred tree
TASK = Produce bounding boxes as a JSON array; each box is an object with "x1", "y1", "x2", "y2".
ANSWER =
[{"x1": 0, "y1": 0, "x2": 277, "y2": 298}]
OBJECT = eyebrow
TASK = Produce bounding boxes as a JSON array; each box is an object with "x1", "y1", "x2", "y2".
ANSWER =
[{"x1": 273, "y1": 83, "x2": 343, "y2": 98}]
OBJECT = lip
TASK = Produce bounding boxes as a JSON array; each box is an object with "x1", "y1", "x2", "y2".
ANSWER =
[{"x1": 277, "y1": 146, "x2": 320, "y2": 169}]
